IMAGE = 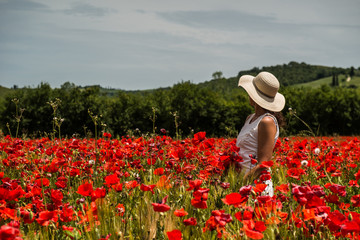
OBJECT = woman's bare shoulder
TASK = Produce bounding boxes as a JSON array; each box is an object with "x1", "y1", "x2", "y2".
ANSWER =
[{"x1": 259, "y1": 116, "x2": 276, "y2": 130}]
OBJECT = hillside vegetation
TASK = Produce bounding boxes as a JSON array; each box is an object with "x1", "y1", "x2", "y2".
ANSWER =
[
  {"x1": 195, "y1": 62, "x2": 358, "y2": 96},
  {"x1": 0, "y1": 62, "x2": 359, "y2": 137},
  {"x1": 294, "y1": 75, "x2": 360, "y2": 89}
]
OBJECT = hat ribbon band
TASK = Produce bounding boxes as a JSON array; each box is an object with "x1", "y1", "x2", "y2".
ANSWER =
[{"x1": 253, "y1": 82, "x2": 275, "y2": 99}]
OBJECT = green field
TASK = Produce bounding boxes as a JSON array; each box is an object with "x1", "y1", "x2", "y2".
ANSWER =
[
  {"x1": 0, "y1": 85, "x2": 13, "y2": 97},
  {"x1": 294, "y1": 75, "x2": 360, "y2": 88}
]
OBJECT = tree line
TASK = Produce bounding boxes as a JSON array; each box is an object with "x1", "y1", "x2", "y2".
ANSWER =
[{"x1": 1, "y1": 81, "x2": 359, "y2": 138}]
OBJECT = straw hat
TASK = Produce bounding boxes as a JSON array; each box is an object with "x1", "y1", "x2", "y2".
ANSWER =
[{"x1": 238, "y1": 71, "x2": 285, "y2": 112}]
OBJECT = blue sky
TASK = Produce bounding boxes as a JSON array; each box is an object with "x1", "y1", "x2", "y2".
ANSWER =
[{"x1": 0, "y1": 0, "x2": 359, "y2": 90}]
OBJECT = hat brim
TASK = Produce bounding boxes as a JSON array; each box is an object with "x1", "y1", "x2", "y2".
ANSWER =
[{"x1": 238, "y1": 75, "x2": 285, "y2": 112}]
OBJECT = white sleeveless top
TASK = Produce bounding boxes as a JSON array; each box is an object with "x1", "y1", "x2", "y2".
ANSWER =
[{"x1": 236, "y1": 113, "x2": 279, "y2": 174}]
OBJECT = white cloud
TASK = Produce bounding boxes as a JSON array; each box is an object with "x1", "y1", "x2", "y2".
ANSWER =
[{"x1": 62, "y1": 3, "x2": 116, "y2": 17}]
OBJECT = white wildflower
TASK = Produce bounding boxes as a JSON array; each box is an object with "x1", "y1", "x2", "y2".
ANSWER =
[
  {"x1": 301, "y1": 160, "x2": 308, "y2": 167},
  {"x1": 314, "y1": 148, "x2": 320, "y2": 155}
]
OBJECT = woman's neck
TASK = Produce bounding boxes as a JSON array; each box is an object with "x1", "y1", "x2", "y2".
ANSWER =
[
  {"x1": 254, "y1": 105, "x2": 268, "y2": 117},
  {"x1": 249, "y1": 106, "x2": 268, "y2": 123}
]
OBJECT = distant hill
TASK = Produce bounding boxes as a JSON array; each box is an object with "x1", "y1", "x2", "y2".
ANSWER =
[
  {"x1": 199, "y1": 61, "x2": 354, "y2": 90},
  {"x1": 293, "y1": 75, "x2": 360, "y2": 89},
  {"x1": 0, "y1": 85, "x2": 14, "y2": 98},
  {"x1": 193, "y1": 62, "x2": 360, "y2": 98},
  {"x1": 1, "y1": 62, "x2": 358, "y2": 99}
]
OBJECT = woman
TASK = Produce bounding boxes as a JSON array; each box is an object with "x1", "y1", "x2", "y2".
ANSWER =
[{"x1": 236, "y1": 71, "x2": 285, "y2": 196}]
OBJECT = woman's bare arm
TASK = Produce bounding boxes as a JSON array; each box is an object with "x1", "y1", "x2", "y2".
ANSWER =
[
  {"x1": 257, "y1": 116, "x2": 277, "y2": 164},
  {"x1": 244, "y1": 116, "x2": 276, "y2": 181}
]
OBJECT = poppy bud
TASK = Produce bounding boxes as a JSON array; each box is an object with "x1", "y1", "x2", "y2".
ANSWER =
[
  {"x1": 29, "y1": 211, "x2": 34, "y2": 221},
  {"x1": 251, "y1": 189, "x2": 256, "y2": 197},
  {"x1": 274, "y1": 227, "x2": 279, "y2": 236}
]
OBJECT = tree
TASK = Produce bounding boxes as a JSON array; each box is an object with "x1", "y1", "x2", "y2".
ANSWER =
[
  {"x1": 212, "y1": 71, "x2": 224, "y2": 80},
  {"x1": 350, "y1": 66, "x2": 355, "y2": 78}
]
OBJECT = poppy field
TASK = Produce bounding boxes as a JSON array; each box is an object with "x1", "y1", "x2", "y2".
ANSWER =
[{"x1": 0, "y1": 133, "x2": 360, "y2": 239}]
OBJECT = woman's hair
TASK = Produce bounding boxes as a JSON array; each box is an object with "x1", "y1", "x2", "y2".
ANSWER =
[
  {"x1": 270, "y1": 111, "x2": 286, "y2": 128},
  {"x1": 253, "y1": 99, "x2": 286, "y2": 128}
]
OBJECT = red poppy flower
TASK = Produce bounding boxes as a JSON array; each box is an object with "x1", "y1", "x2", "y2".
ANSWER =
[
  {"x1": 306, "y1": 195, "x2": 326, "y2": 208},
  {"x1": 287, "y1": 168, "x2": 305, "y2": 180},
  {"x1": 302, "y1": 208, "x2": 318, "y2": 221},
  {"x1": 0, "y1": 188, "x2": 9, "y2": 201},
  {"x1": 186, "y1": 179, "x2": 203, "y2": 191},
  {"x1": 103, "y1": 132, "x2": 111, "y2": 138},
  {"x1": 35, "y1": 178, "x2": 50, "y2": 187},
  {"x1": 250, "y1": 154, "x2": 258, "y2": 165},
  {"x1": 116, "y1": 204, "x2": 125, "y2": 216},
  {"x1": 20, "y1": 210, "x2": 35, "y2": 224},
  {"x1": 349, "y1": 180, "x2": 360, "y2": 188},
  {"x1": 245, "y1": 227, "x2": 264, "y2": 239},
  {"x1": 91, "y1": 187, "x2": 106, "y2": 201},
  {"x1": 212, "y1": 210, "x2": 232, "y2": 226},
  {"x1": 111, "y1": 183, "x2": 123, "y2": 192},
  {"x1": 242, "y1": 220, "x2": 267, "y2": 240},
  {"x1": 351, "y1": 194, "x2": 360, "y2": 207},
  {"x1": 259, "y1": 172, "x2": 271, "y2": 182},
  {"x1": 191, "y1": 188, "x2": 209, "y2": 209},
  {"x1": 104, "y1": 173, "x2": 119, "y2": 186},
  {"x1": 166, "y1": 229, "x2": 182, "y2": 240},
  {"x1": 326, "y1": 183, "x2": 347, "y2": 197},
  {"x1": 191, "y1": 198, "x2": 208, "y2": 209},
  {"x1": 55, "y1": 180, "x2": 67, "y2": 189},
  {"x1": 125, "y1": 180, "x2": 139, "y2": 190},
  {"x1": 253, "y1": 184, "x2": 267, "y2": 194},
  {"x1": 254, "y1": 221, "x2": 267, "y2": 232},
  {"x1": 0, "y1": 186, "x2": 25, "y2": 201},
  {"x1": 259, "y1": 160, "x2": 274, "y2": 168},
  {"x1": 192, "y1": 132, "x2": 206, "y2": 145},
  {"x1": 70, "y1": 168, "x2": 80, "y2": 177},
  {"x1": 239, "y1": 185, "x2": 253, "y2": 196},
  {"x1": 355, "y1": 169, "x2": 360, "y2": 181},
  {"x1": 222, "y1": 193, "x2": 247, "y2": 207},
  {"x1": 50, "y1": 189, "x2": 63, "y2": 205},
  {"x1": 235, "y1": 209, "x2": 253, "y2": 221},
  {"x1": 153, "y1": 168, "x2": 164, "y2": 175},
  {"x1": 60, "y1": 204, "x2": 75, "y2": 222},
  {"x1": 77, "y1": 183, "x2": 93, "y2": 197},
  {"x1": 62, "y1": 225, "x2": 74, "y2": 232},
  {"x1": 340, "y1": 221, "x2": 360, "y2": 236},
  {"x1": 220, "y1": 182, "x2": 230, "y2": 189},
  {"x1": 140, "y1": 184, "x2": 156, "y2": 194},
  {"x1": 203, "y1": 210, "x2": 232, "y2": 238},
  {"x1": 183, "y1": 217, "x2": 197, "y2": 226},
  {"x1": 152, "y1": 195, "x2": 171, "y2": 212},
  {"x1": 36, "y1": 210, "x2": 59, "y2": 226},
  {"x1": 174, "y1": 208, "x2": 188, "y2": 217},
  {"x1": 192, "y1": 188, "x2": 209, "y2": 199},
  {"x1": 325, "y1": 194, "x2": 340, "y2": 205},
  {"x1": 275, "y1": 184, "x2": 289, "y2": 194},
  {"x1": 147, "y1": 158, "x2": 156, "y2": 165},
  {"x1": 0, "y1": 224, "x2": 21, "y2": 240}
]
